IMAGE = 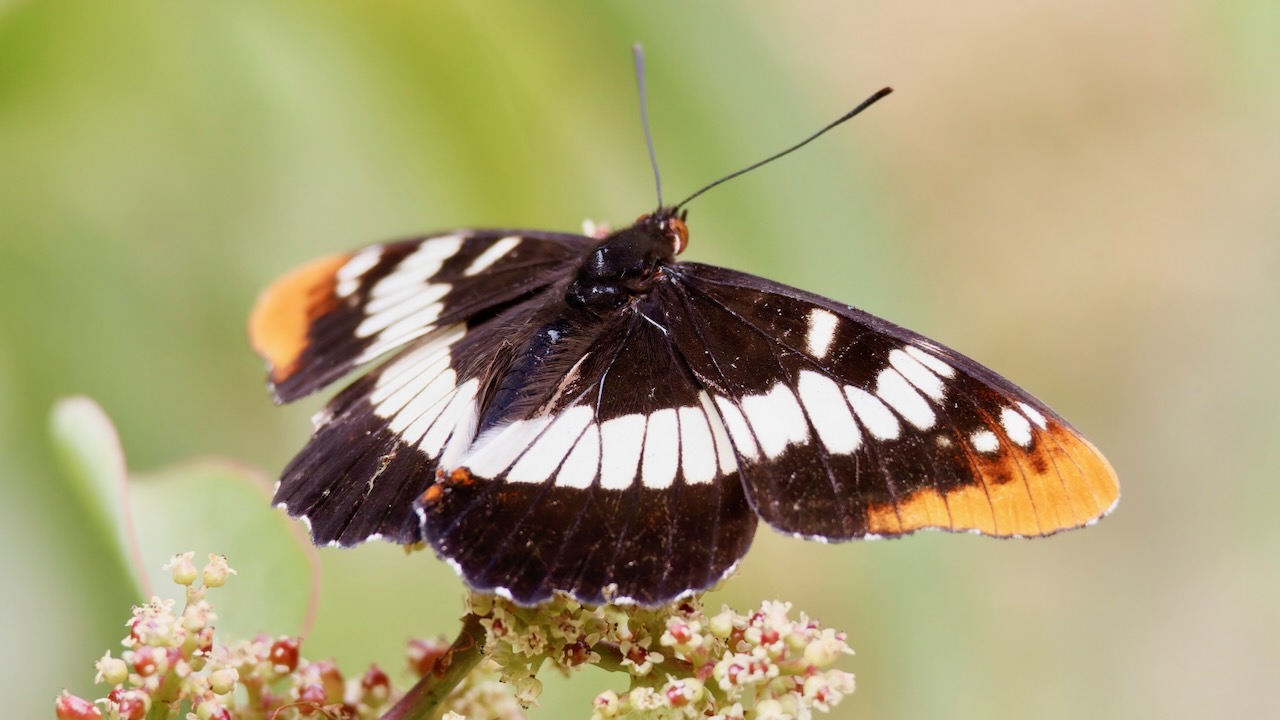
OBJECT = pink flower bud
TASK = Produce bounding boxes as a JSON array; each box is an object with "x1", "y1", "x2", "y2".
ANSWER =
[
  {"x1": 268, "y1": 638, "x2": 299, "y2": 673},
  {"x1": 295, "y1": 683, "x2": 328, "y2": 716},
  {"x1": 359, "y1": 664, "x2": 390, "y2": 703},
  {"x1": 303, "y1": 659, "x2": 345, "y2": 702},
  {"x1": 407, "y1": 638, "x2": 449, "y2": 677},
  {"x1": 106, "y1": 688, "x2": 146, "y2": 720},
  {"x1": 54, "y1": 691, "x2": 102, "y2": 720},
  {"x1": 131, "y1": 646, "x2": 166, "y2": 677}
]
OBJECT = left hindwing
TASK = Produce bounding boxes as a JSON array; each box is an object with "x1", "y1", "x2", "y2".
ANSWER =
[{"x1": 661, "y1": 263, "x2": 1120, "y2": 540}]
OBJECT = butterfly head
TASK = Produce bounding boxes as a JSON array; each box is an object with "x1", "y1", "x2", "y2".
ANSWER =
[{"x1": 636, "y1": 207, "x2": 689, "y2": 256}]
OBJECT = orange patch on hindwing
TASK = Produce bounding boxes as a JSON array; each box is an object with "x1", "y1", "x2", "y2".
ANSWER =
[
  {"x1": 421, "y1": 467, "x2": 476, "y2": 507},
  {"x1": 248, "y1": 253, "x2": 351, "y2": 385}
]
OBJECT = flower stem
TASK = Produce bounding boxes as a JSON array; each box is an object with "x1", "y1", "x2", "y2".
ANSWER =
[
  {"x1": 593, "y1": 641, "x2": 694, "y2": 677},
  {"x1": 379, "y1": 613, "x2": 487, "y2": 720}
]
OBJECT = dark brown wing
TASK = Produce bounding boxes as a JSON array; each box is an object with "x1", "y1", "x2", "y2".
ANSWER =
[
  {"x1": 420, "y1": 297, "x2": 755, "y2": 606},
  {"x1": 662, "y1": 263, "x2": 1119, "y2": 540}
]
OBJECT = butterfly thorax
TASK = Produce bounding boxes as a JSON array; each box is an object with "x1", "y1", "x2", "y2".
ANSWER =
[{"x1": 566, "y1": 210, "x2": 688, "y2": 315}]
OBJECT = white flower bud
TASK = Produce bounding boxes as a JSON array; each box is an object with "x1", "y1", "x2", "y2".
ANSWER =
[
  {"x1": 209, "y1": 667, "x2": 238, "y2": 695},
  {"x1": 94, "y1": 653, "x2": 129, "y2": 685},
  {"x1": 164, "y1": 552, "x2": 198, "y2": 586},
  {"x1": 201, "y1": 554, "x2": 235, "y2": 588},
  {"x1": 513, "y1": 675, "x2": 543, "y2": 708}
]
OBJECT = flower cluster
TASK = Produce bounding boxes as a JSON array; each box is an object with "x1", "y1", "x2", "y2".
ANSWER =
[
  {"x1": 60, "y1": 554, "x2": 855, "y2": 720},
  {"x1": 469, "y1": 593, "x2": 855, "y2": 719},
  {"x1": 55, "y1": 553, "x2": 398, "y2": 720},
  {"x1": 467, "y1": 592, "x2": 607, "y2": 710}
]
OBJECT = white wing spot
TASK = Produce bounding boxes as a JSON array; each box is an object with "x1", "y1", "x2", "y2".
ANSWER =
[
  {"x1": 508, "y1": 405, "x2": 594, "y2": 483},
  {"x1": 845, "y1": 386, "x2": 900, "y2": 440},
  {"x1": 971, "y1": 429, "x2": 1000, "y2": 454},
  {"x1": 383, "y1": 365, "x2": 455, "y2": 436},
  {"x1": 556, "y1": 422, "x2": 600, "y2": 489},
  {"x1": 349, "y1": 237, "x2": 464, "y2": 360},
  {"x1": 336, "y1": 246, "x2": 383, "y2": 297},
  {"x1": 371, "y1": 325, "x2": 464, "y2": 400},
  {"x1": 677, "y1": 407, "x2": 718, "y2": 484},
  {"x1": 641, "y1": 409, "x2": 680, "y2": 489},
  {"x1": 369, "y1": 236, "x2": 463, "y2": 297},
  {"x1": 418, "y1": 380, "x2": 479, "y2": 456},
  {"x1": 464, "y1": 416, "x2": 552, "y2": 480},
  {"x1": 713, "y1": 396, "x2": 760, "y2": 461},
  {"x1": 599, "y1": 414, "x2": 646, "y2": 490},
  {"x1": 398, "y1": 381, "x2": 459, "y2": 448},
  {"x1": 797, "y1": 370, "x2": 861, "y2": 454},
  {"x1": 805, "y1": 308, "x2": 839, "y2": 359},
  {"x1": 889, "y1": 348, "x2": 946, "y2": 401},
  {"x1": 463, "y1": 236, "x2": 521, "y2": 276},
  {"x1": 740, "y1": 383, "x2": 810, "y2": 459},
  {"x1": 1016, "y1": 401, "x2": 1048, "y2": 429},
  {"x1": 365, "y1": 280, "x2": 449, "y2": 315},
  {"x1": 875, "y1": 368, "x2": 937, "y2": 430},
  {"x1": 905, "y1": 345, "x2": 955, "y2": 378},
  {"x1": 1000, "y1": 406, "x2": 1034, "y2": 447},
  {"x1": 357, "y1": 283, "x2": 450, "y2": 339},
  {"x1": 439, "y1": 397, "x2": 481, "y2": 469},
  {"x1": 398, "y1": 235, "x2": 465, "y2": 270},
  {"x1": 699, "y1": 392, "x2": 739, "y2": 474}
]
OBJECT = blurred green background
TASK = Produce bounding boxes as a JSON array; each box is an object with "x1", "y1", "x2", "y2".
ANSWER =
[{"x1": 3, "y1": 1, "x2": 1278, "y2": 718}]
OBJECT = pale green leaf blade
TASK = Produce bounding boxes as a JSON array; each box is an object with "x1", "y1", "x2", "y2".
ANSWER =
[
  {"x1": 129, "y1": 458, "x2": 321, "y2": 638},
  {"x1": 49, "y1": 396, "x2": 150, "y2": 597}
]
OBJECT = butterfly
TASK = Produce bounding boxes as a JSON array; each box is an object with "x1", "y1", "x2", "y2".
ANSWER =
[{"x1": 249, "y1": 86, "x2": 1119, "y2": 607}]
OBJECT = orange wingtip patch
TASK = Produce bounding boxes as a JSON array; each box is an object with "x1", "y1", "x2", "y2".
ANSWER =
[
  {"x1": 248, "y1": 252, "x2": 352, "y2": 385},
  {"x1": 867, "y1": 421, "x2": 1119, "y2": 538}
]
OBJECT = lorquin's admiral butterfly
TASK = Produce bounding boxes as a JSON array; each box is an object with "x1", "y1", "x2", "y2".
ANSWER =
[{"x1": 249, "y1": 72, "x2": 1118, "y2": 607}]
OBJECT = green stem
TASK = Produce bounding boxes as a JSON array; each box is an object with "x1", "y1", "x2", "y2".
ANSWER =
[
  {"x1": 143, "y1": 698, "x2": 173, "y2": 720},
  {"x1": 379, "y1": 613, "x2": 487, "y2": 720}
]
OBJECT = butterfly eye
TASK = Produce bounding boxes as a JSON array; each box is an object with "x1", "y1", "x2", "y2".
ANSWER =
[{"x1": 668, "y1": 217, "x2": 689, "y2": 255}]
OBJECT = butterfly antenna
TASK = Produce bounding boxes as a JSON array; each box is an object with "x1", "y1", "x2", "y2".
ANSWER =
[
  {"x1": 633, "y1": 43, "x2": 663, "y2": 208},
  {"x1": 674, "y1": 86, "x2": 894, "y2": 211}
]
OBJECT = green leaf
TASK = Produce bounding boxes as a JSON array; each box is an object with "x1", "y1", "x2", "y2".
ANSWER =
[
  {"x1": 50, "y1": 396, "x2": 149, "y2": 596},
  {"x1": 50, "y1": 396, "x2": 319, "y2": 638},
  {"x1": 130, "y1": 459, "x2": 320, "y2": 639}
]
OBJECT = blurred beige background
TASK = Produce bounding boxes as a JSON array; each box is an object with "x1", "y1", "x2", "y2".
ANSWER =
[{"x1": 2, "y1": 1, "x2": 1276, "y2": 718}]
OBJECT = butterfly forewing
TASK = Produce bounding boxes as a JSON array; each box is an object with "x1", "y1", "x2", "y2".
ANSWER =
[
  {"x1": 250, "y1": 230, "x2": 587, "y2": 402},
  {"x1": 666, "y1": 263, "x2": 1119, "y2": 540}
]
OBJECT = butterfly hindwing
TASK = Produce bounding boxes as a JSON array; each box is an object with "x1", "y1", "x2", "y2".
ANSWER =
[
  {"x1": 664, "y1": 263, "x2": 1120, "y2": 540},
  {"x1": 271, "y1": 310, "x2": 515, "y2": 545},
  {"x1": 419, "y1": 295, "x2": 756, "y2": 605}
]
